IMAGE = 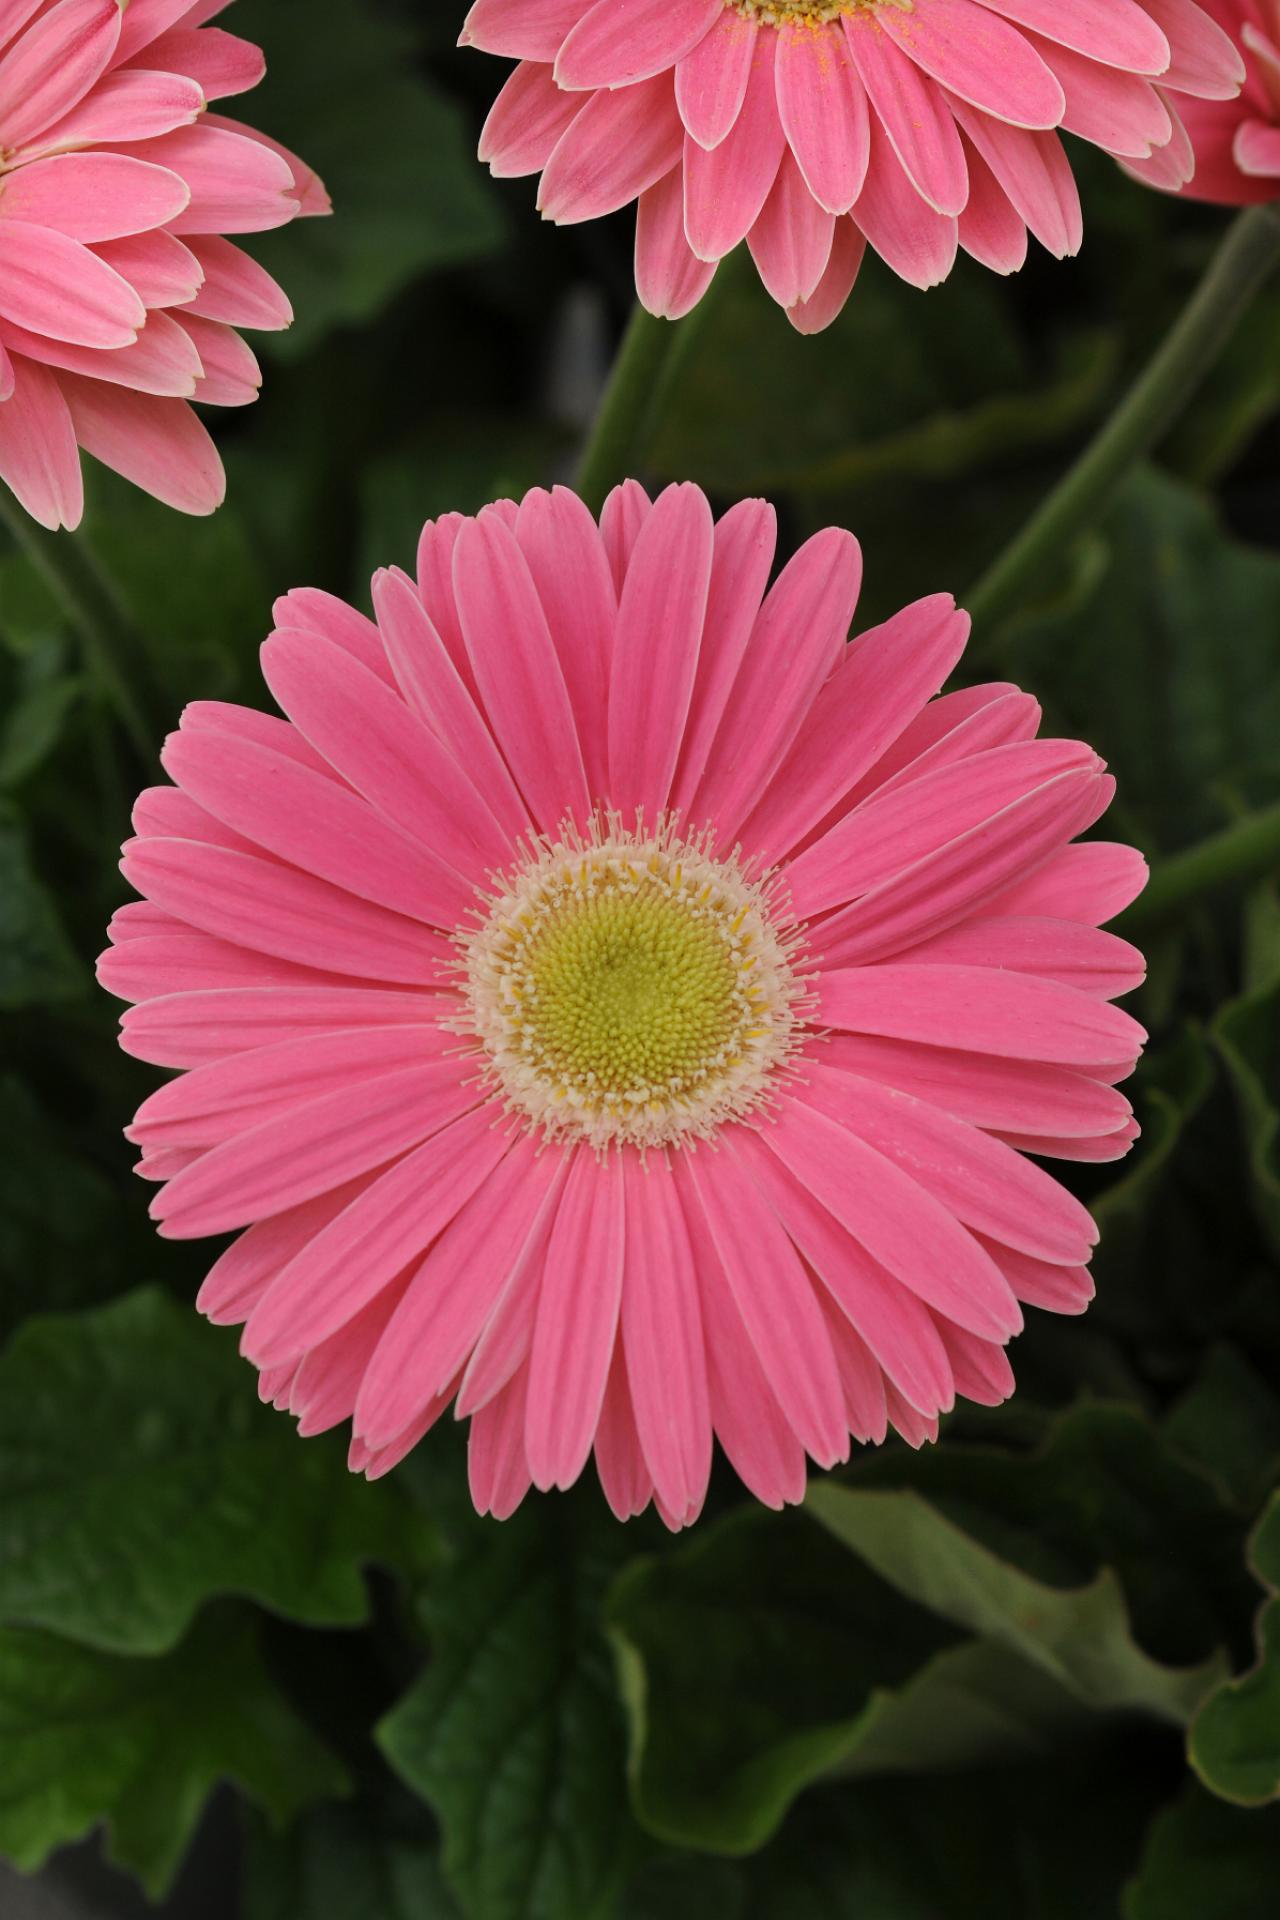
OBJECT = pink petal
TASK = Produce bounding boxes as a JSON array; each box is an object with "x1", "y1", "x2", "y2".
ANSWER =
[
  {"x1": 514, "y1": 483, "x2": 617, "y2": 797},
  {"x1": 675, "y1": 6, "x2": 757, "y2": 149},
  {"x1": 539, "y1": 72, "x2": 684, "y2": 224},
  {"x1": 460, "y1": 0, "x2": 584, "y2": 62},
  {"x1": 823, "y1": 1032, "x2": 1134, "y2": 1139},
  {"x1": 0, "y1": 0, "x2": 122, "y2": 151},
  {"x1": 594, "y1": 1346, "x2": 655, "y2": 1521},
  {"x1": 880, "y1": 0, "x2": 1065, "y2": 128},
  {"x1": 183, "y1": 235, "x2": 292, "y2": 329},
  {"x1": 787, "y1": 217, "x2": 866, "y2": 333},
  {"x1": 635, "y1": 163, "x2": 718, "y2": 319},
  {"x1": 468, "y1": 1367, "x2": 534, "y2": 1520},
  {"x1": 555, "y1": 0, "x2": 722, "y2": 92},
  {"x1": 119, "y1": 985, "x2": 450, "y2": 1069},
  {"x1": 0, "y1": 353, "x2": 82, "y2": 528},
  {"x1": 59, "y1": 374, "x2": 224, "y2": 513},
  {"x1": 139, "y1": 24, "x2": 266, "y2": 100},
  {"x1": 196, "y1": 1174, "x2": 371, "y2": 1327},
  {"x1": 983, "y1": 839, "x2": 1149, "y2": 924},
  {"x1": 847, "y1": 16, "x2": 970, "y2": 216},
  {"x1": 478, "y1": 60, "x2": 583, "y2": 178},
  {"x1": 776, "y1": 22, "x2": 870, "y2": 214},
  {"x1": 683, "y1": 30, "x2": 785, "y2": 259},
  {"x1": 609, "y1": 480, "x2": 714, "y2": 818},
  {"x1": 525, "y1": 1148, "x2": 625, "y2": 1491},
  {"x1": 747, "y1": 149, "x2": 836, "y2": 308},
  {"x1": 851, "y1": 113, "x2": 959, "y2": 287},
  {"x1": 0, "y1": 221, "x2": 143, "y2": 345}
]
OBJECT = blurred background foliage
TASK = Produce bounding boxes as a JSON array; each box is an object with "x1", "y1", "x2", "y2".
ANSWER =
[{"x1": 2, "y1": 2, "x2": 1280, "y2": 1915}]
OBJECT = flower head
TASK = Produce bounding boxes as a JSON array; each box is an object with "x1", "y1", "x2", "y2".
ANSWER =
[
  {"x1": 1127, "y1": 2, "x2": 1280, "y2": 201},
  {"x1": 0, "y1": 0, "x2": 329, "y2": 530},
  {"x1": 102, "y1": 481, "x2": 1148, "y2": 1527},
  {"x1": 464, "y1": 0, "x2": 1244, "y2": 330}
]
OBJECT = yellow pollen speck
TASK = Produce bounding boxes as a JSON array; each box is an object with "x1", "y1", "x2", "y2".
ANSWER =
[
  {"x1": 457, "y1": 814, "x2": 811, "y2": 1153},
  {"x1": 728, "y1": 0, "x2": 912, "y2": 27}
]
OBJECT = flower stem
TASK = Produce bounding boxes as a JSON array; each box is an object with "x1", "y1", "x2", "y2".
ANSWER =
[
  {"x1": 574, "y1": 304, "x2": 679, "y2": 516},
  {"x1": 0, "y1": 491, "x2": 158, "y2": 761},
  {"x1": 1122, "y1": 802, "x2": 1280, "y2": 934},
  {"x1": 966, "y1": 204, "x2": 1280, "y2": 637}
]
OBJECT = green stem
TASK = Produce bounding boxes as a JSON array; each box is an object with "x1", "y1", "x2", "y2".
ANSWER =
[
  {"x1": 574, "y1": 305, "x2": 679, "y2": 516},
  {"x1": 0, "y1": 490, "x2": 159, "y2": 760},
  {"x1": 967, "y1": 203, "x2": 1280, "y2": 637},
  {"x1": 1122, "y1": 802, "x2": 1280, "y2": 934}
]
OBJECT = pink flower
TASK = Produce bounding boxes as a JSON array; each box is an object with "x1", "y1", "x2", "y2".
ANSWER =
[
  {"x1": 102, "y1": 482, "x2": 1148, "y2": 1527},
  {"x1": 0, "y1": 0, "x2": 329, "y2": 530},
  {"x1": 464, "y1": 0, "x2": 1245, "y2": 331},
  {"x1": 1128, "y1": 2, "x2": 1280, "y2": 200}
]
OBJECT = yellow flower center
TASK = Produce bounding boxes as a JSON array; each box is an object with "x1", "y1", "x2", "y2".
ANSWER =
[
  {"x1": 460, "y1": 819, "x2": 807, "y2": 1152},
  {"x1": 727, "y1": 0, "x2": 911, "y2": 25}
]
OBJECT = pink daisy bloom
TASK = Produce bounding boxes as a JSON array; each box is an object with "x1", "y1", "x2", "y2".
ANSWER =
[
  {"x1": 464, "y1": 0, "x2": 1245, "y2": 331},
  {"x1": 101, "y1": 481, "x2": 1149, "y2": 1528},
  {"x1": 1129, "y1": 2, "x2": 1280, "y2": 199},
  {"x1": 0, "y1": 0, "x2": 329, "y2": 530}
]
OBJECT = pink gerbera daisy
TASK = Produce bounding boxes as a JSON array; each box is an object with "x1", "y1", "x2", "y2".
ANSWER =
[
  {"x1": 1130, "y1": 2, "x2": 1280, "y2": 199},
  {"x1": 0, "y1": 0, "x2": 329, "y2": 530},
  {"x1": 101, "y1": 481, "x2": 1148, "y2": 1527},
  {"x1": 464, "y1": 0, "x2": 1245, "y2": 331}
]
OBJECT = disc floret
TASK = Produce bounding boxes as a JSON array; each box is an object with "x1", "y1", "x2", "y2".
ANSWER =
[{"x1": 459, "y1": 817, "x2": 809, "y2": 1152}]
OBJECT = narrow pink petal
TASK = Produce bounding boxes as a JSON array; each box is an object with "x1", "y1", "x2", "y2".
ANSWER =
[
  {"x1": 786, "y1": 737, "x2": 1098, "y2": 919},
  {"x1": 455, "y1": 1157, "x2": 565, "y2": 1417},
  {"x1": 976, "y1": 0, "x2": 1170, "y2": 72},
  {"x1": 59, "y1": 376, "x2": 224, "y2": 513},
  {"x1": 160, "y1": 725, "x2": 473, "y2": 928},
  {"x1": 114, "y1": 0, "x2": 209, "y2": 63},
  {"x1": 898, "y1": 914, "x2": 1146, "y2": 997},
  {"x1": 99, "y1": 929, "x2": 362, "y2": 1002},
  {"x1": 525, "y1": 1149, "x2": 625, "y2": 1491},
  {"x1": 555, "y1": 0, "x2": 722, "y2": 91},
  {"x1": 691, "y1": 526, "x2": 862, "y2": 840},
  {"x1": 683, "y1": 30, "x2": 785, "y2": 259},
  {"x1": 823, "y1": 1032, "x2": 1133, "y2": 1139},
  {"x1": 260, "y1": 626, "x2": 512, "y2": 885},
  {"x1": 803, "y1": 1059, "x2": 1099, "y2": 1266},
  {"x1": 810, "y1": 767, "x2": 1114, "y2": 967},
  {"x1": 93, "y1": 229, "x2": 202, "y2": 309},
  {"x1": 734, "y1": 1126, "x2": 955, "y2": 1417},
  {"x1": 369, "y1": 569, "x2": 531, "y2": 846},
  {"x1": 0, "y1": 151, "x2": 189, "y2": 240},
  {"x1": 0, "y1": 354, "x2": 82, "y2": 529},
  {"x1": 879, "y1": 0, "x2": 1064, "y2": 128},
  {"x1": 594, "y1": 1346, "x2": 654, "y2": 1522},
  {"x1": 468, "y1": 1367, "x2": 534, "y2": 1521},
  {"x1": 116, "y1": 125, "x2": 297, "y2": 235},
  {"x1": 675, "y1": 6, "x2": 757, "y2": 149},
  {"x1": 120, "y1": 837, "x2": 447, "y2": 984},
  {"x1": 1140, "y1": 0, "x2": 1245, "y2": 100},
  {"x1": 787, "y1": 217, "x2": 866, "y2": 332},
  {"x1": 818, "y1": 961, "x2": 1147, "y2": 1067},
  {"x1": 415, "y1": 515, "x2": 476, "y2": 692},
  {"x1": 747, "y1": 149, "x2": 836, "y2": 308},
  {"x1": 538, "y1": 73, "x2": 684, "y2": 224},
  {"x1": 674, "y1": 1156, "x2": 808, "y2": 1509},
  {"x1": 0, "y1": 0, "x2": 121, "y2": 150},
  {"x1": 609, "y1": 480, "x2": 714, "y2": 818},
  {"x1": 182, "y1": 312, "x2": 259, "y2": 406},
  {"x1": 931, "y1": 1314, "x2": 1015, "y2": 1406},
  {"x1": 620, "y1": 1152, "x2": 713, "y2": 1518},
  {"x1": 847, "y1": 679, "x2": 1027, "y2": 804},
  {"x1": 851, "y1": 114, "x2": 959, "y2": 287},
  {"x1": 1029, "y1": 36, "x2": 1173, "y2": 156},
  {"x1": 776, "y1": 22, "x2": 870, "y2": 213},
  {"x1": 846, "y1": 17, "x2": 970, "y2": 216},
  {"x1": 948, "y1": 104, "x2": 1081, "y2": 256},
  {"x1": 515, "y1": 484, "x2": 617, "y2": 798},
  {"x1": 19, "y1": 67, "x2": 202, "y2": 155},
  {"x1": 139, "y1": 24, "x2": 265, "y2": 100},
  {"x1": 764, "y1": 1095, "x2": 1023, "y2": 1340},
  {"x1": 478, "y1": 60, "x2": 583, "y2": 178},
  {"x1": 460, "y1": 0, "x2": 584, "y2": 61},
  {"x1": 183, "y1": 235, "x2": 292, "y2": 329},
  {"x1": 353, "y1": 1136, "x2": 562, "y2": 1449},
  {"x1": 599, "y1": 478, "x2": 652, "y2": 592},
  {"x1": 998, "y1": 1119, "x2": 1139, "y2": 1161},
  {"x1": 984, "y1": 1237, "x2": 1095, "y2": 1315},
  {"x1": 271, "y1": 587, "x2": 391, "y2": 684},
  {"x1": 0, "y1": 309, "x2": 200, "y2": 395},
  {"x1": 862, "y1": 690, "x2": 1043, "y2": 804},
  {"x1": 242, "y1": 1108, "x2": 509, "y2": 1369},
  {"x1": 291, "y1": 1272, "x2": 414, "y2": 1437},
  {"x1": 453, "y1": 512, "x2": 590, "y2": 832},
  {"x1": 685, "y1": 1141, "x2": 848, "y2": 1467},
  {"x1": 820, "y1": 1298, "x2": 889, "y2": 1444},
  {"x1": 957, "y1": 136, "x2": 1030, "y2": 271},
  {"x1": 669, "y1": 497, "x2": 777, "y2": 819},
  {"x1": 151, "y1": 1060, "x2": 477, "y2": 1239},
  {"x1": 0, "y1": 222, "x2": 143, "y2": 345},
  {"x1": 742, "y1": 595, "x2": 968, "y2": 864},
  {"x1": 125, "y1": 1025, "x2": 446, "y2": 1150},
  {"x1": 119, "y1": 986, "x2": 450, "y2": 1069},
  {"x1": 196, "y1": 1176, "x2": 373, "y2": 1327},
  {"x1": 635, "y1": 163, "x2": 718, "y2": 319}
]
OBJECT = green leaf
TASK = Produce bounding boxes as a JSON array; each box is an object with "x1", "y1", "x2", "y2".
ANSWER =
[
  {"x1": 0, "y1": 806, "x2": 84, "y2": 1008},
  {"x1": 808, "y1": 1402, "x2": 1241, "y2": 1714},
  {"x1": 0, "y1": 1077, "x2": 124, "y2": 1345},
  {"x1": 1189, "y1": 1492, "x2": 1280, "y2": 1806},
  {"x1": 1166, "y1": 1347, "x2": 1280, "y2": 1514},
  {"x1": 0, "y1": 1608, "x2": 346, "y2": 1898},
  {"x1": 1123, "y1": 1783, "x2": 1280, "y2": 1920},
  {"x1": 0, "y1": 638, "x2": 81, "y2": 789},
  {"x1": 0, "y1": 1288, "x2": 437, "y2": 1653},
  {"x1": 234, "y1": 0, "x2": 504, "y2": 357},
  {"x1": 244, "y1": 1793, "x2": 462, "y2": 1920},
  {"x1": 378, "y1": 1493, "x2": 638, "y2": 1920},
  {"x1": 608, "y1": 1506, "x2": 1092, "y2": 1856}
]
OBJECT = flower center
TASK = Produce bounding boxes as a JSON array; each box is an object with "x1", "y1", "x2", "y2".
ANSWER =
[
  {"x1": 460, "y1": 819, "x2": 807, "y2": 1151},
  {"x1": 727, "y1": 0, "x2": 911, "y2": 25}
]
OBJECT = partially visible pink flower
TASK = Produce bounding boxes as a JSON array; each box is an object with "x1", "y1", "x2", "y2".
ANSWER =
[
  {"x1": 1129, "y1": 1, "x2": 1280, "y2": 200},
  {"x1": 0, "y1": 0, "x2": 329, "y2": 530},
  {"x1": 463, "y1": 0, "x2": 1244, "y2": 332},
  {"x1": 102, "y1": 481, "x2": 1149, "y2": 1529}
]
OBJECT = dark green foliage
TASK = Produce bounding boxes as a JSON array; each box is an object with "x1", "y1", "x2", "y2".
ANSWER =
[{"x1": 1, "y1": 3, "x2": 1278, "y2": 1914}]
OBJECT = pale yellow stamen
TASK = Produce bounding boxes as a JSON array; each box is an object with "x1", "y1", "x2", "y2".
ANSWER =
[{"x1": 457, "y1": 815, "x2": 808, "y2": 1152}]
